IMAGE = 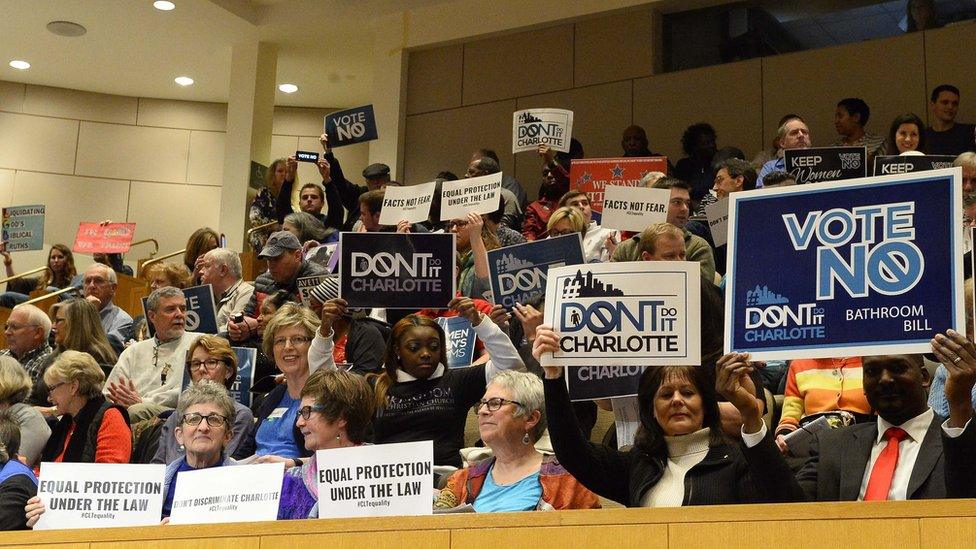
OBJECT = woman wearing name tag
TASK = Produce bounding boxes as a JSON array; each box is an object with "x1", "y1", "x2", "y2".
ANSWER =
[
  {"x1": 309, "y1": 297, "x2": 523, "y2": 468},
  {"x1": 532, "y1": 327, "x2": 796, "y2": 507},
  {"x1": 234, "y1": 304, "x2": 317, "y2": 465},
  {"x1": 278, "y1": 369, "x2": 374, "y2": 519},
  {"x1": 434, "y1": 371, "x2": 598, "y2": 511}
]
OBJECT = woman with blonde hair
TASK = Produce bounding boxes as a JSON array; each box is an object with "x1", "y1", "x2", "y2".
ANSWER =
[
  {"x1": 545, "y1": 206, "x2": 586, "y2": 239},
  {"x1": 143, "y1": 262, "x2": 192, "y2": 292},
  {"x1": 0, "y1": 357, "x2": 49, "y2": 466}
]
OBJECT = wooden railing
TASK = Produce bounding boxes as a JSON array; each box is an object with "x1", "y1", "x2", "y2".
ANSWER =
[
  {"x1": 0, "y1": 265, "x2": 50, "y2": 286},
  {"x1": 137, "y1": 249, "x2": 186, "y2": 279}
]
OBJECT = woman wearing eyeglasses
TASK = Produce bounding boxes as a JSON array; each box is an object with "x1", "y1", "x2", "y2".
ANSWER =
[
  {"x1": 149, "y1": 335, "x2": 253, "y2": 465},
  {"x1": 278, "y1": 369, "x2": 374, "y2": 519},
  {"x1": 24, "y1": 381, "x2": 238, "y2": 526},
  {"x1": 448, "y1": 211, "x2": 499, "y2": 299},
  {"x1": 434, "y1": 371, "x2": 598, "y2": 511},
  {"x1": 234, "y1": 303, "x2": 317, "y2": 466}
]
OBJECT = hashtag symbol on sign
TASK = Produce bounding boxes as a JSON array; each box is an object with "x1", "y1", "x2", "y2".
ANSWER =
[{"x1": 561, "y1": 278, "x2": 580, "y2": 299}]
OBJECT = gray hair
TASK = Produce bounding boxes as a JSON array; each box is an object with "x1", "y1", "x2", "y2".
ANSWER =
[
  {"x1": 283, "y1": 211, "x2": 329, "y2": 242},
  {"x1": 487, "y1": 370, "x2": 547, "y2": 442},
  {"x1": 638, "y1": 171, "x2": 666, "y2": 188},
  {"x1": 0, "y1": 356, "x2": 30, "y2": 406},
  {"x1": 472, "y1": 157, "x2": 501, "y2": 175},
  {"x1": 87, "y1": 263, "x2": 117, "y2": 285},
  {"x1": 176, "y1": 380, "x2": 236, "y2": 425},
  {"x1": 146, "y1": 286, "x2": 184, "y2": 313},
  {"x1": 12, "y1": 303, "x2": 52, "y2": 340},
  {"x1": 205, "y1": 248, "x2": 242, "y2": 280},
  {"x1": 43, "y1": 350, "x2": 105, "y2": 399},
  {"x1": 954, "y1": 151, "x2": 976, "y2": 169}
]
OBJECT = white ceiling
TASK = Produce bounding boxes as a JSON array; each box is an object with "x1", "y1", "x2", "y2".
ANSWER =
[{"x1": 0, "y1": 0, "x2": 455, "y2": 108}]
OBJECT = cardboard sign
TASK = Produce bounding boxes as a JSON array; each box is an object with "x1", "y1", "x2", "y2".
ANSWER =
[
  {"x1": 725, "y1": 168, "x2": 965, "y2": 360},
  {"x1": 566, "y1": 365, "x2": 647, "y2": 402},
  {"x1": 784, "y1": 146, "x2": 867, "y2": 185},
  {"x1": 439, "y1": 173, "x2": 503, "y2": 220},
  {"x1": 488, "y1": 233, "x2": 585, "y2": 308},
  {"x1": 570, "y1": 157, "x2": 669, "y2": 222},
  {"x1": 379, "y1": 181, "x2": 437, "y2": 225},
  {"x1": 297, "y1": 274, "x2": 332, "y2": 307},
  {"x1": 874, "y1": 155, "x2": 957, "y2": 175},
  {"x1": 169, "y1": 463, "x2": 284, "y2": 525},
  {"x1": 704, "y1": 198, "x2": 730, "y2": 247},
  {"x1": 230, "y1": 346, "x2": 258, "y2": 408},
  {"x1": 2, "y1": 204, "x2": 45, "y2": 252},
  {"x1": 340, "y1": 232, "x2": 455, "y2": 309},
  {"x1": 512, "y1": 108, "x2": 574, "y2": 153},
  {"x1": 436, "y1": 316, "x2": 477, "y2": 368},
  {"x1": 72, "y1": 222, "x2": 136, "y2": 254},
  {"x1": 542, "y1": 262, "x2": 702, "y2": 367},
  {"x1": 34, "y1": 462, "x2": 165, "y2": 530},
  {"x1": 316, "y1": 440, "x2": 433, "y2": 519},
  {"x1": 600, "y1": 185, "x2": 670, "y2": 232},
  {"x1": 142, "y1": 284, "x2": 218, "y2": 336},
  {"x1": 324, "y1": 105, "x2": 378, "y2": 148}
]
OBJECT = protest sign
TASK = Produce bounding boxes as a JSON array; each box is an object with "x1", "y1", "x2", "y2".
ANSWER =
[
  {"x1": 2, "y1": 204, "x2": 44, "y2": 252},
  {"x1": 436, "y1": 316, "x2": 477, "y2": 368},
  {"x1": 316, "y1": 440, "x2": 433, "y2": 518},
  {"x1": 566, "y1": 365, "x2": 647, "y2": 401},
  {"x1": 142, "y1": 284, "x2": 217, "y2": 337},
  {"x1": 297, "y1": 274, "x2": 332, "y2": 307},
  {"x1": 512, "y1": 108, "x2": 574, "y2": 153},
  {"x1": 72, "y1": 222, "x2": 136, "y2": 254},
  {"x1": 570, "y1": 157, "x2": 669, "y2": 222},
  {"x1": 230, "y1": 346, "x2": 258, "y2": 408},
  {"x1": 379, "y1": 181, "x2": 437, "y2": 225},
  {"x1": 784, "y1": 146, "x2": 866, "y2": 185},
  {"x1": 542, "y1": 262, "x2": 701, "y2": 367},
  {"x1": 340, "y1": 232, "x2": 455, "y2": 309},
  {"x1": 439, "y1": 173, "x2": 503, "y2": 220},
  {"x1": 169, "y1": 463, "x2": 284, "y2": 525},
  {"x1": 34, "y1": 462, "x2": 165, "y2": 530},
  {"x1": 306, "y1": 243, "x2": 338, "y2": 272},
  {"x1": 327, "y1": 241, "x2": 341, "y2": 273},
  {"x1": 874, "y1": 155, "x2": 957, "y2": 175},
  {"x1": 488, "y1": 233, "x2": 584, "y2": 308},
  {"x1": 725, "y1": 168, "x2": 965, "y2": 360},
  {"x1": 324, "y1": 105, "x2": 378, "y2": 147},
  {"x1": 600, "y1": 185, "x2": 669, "y2": 232},
  {"x1": 704, "y1": 198, "x2": 730, "y2": 247}
]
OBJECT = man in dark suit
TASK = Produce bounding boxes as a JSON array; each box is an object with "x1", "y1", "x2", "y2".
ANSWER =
[{"x1": 734, "y1": 329, "x2": 976, "y2": 501}]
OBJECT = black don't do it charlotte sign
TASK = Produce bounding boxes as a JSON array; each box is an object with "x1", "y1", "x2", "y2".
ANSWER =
[{"x1": 339, "y1": 232, "x2": 456, "y2": 309}]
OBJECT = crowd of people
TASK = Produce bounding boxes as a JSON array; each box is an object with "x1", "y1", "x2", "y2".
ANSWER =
[{"x1": 1, "y1": 83, "x2": 976, "y2": 531}]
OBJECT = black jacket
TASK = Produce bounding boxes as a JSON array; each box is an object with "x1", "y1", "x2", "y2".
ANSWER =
[
  {"x1": 543, "y1": 377, "x2": 797, "y2": 506},
  {"x1": 244, "y1": 260, "x2": 328, "y2": 317}
]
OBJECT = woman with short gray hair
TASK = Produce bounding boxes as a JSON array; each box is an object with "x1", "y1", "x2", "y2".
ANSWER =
[
  {"x1": 0, "y1": 357, "x2": 49, "y2": 466},
  {"x1": 435, "y1": 371, "x2": 598, "y2": 511}
]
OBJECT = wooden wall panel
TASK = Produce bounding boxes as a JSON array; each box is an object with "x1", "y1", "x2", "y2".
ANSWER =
[
  {"x1": 923, "y1": 22, "x2": 976, "y2": 126},
  {"x1": 407, "y1": 45, "x2": 464, "y2": 115}
]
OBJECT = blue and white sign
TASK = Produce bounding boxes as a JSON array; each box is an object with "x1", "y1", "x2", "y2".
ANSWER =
[
  {"x1": 142, "y1": 284, "x2": 218, "y2": 337},
  {"x1": 230, "y1": 347, "x2": 257, "y2": 408},
  {"x1": 436, "y1": 316, "x2": 477, "y2": 368},
  {"x1": 566, "y1": 365, "x2": 647, "y2": 401},
  {"x1": 725, "y1": 168, "x2": 965, "y2": 360},
  {"x1": 324, "y1": 105, "x2": 378, "y2": 148},
  {"x1": 488, "y1": 233, "x2": 584, "y2": 309},
  {"x1": 541, "y1": 262, "x2": 701, "y2": 367},
  {"x1": 2, "y1": 204, "x2": 45, "y2": 252}
]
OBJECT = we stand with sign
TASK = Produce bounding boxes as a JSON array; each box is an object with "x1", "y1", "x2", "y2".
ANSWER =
[
  {"x1": 725, "y1": 168, "x2": 965, "y2": 360},
  {"x1": 541, "y1": 262, "x2": 701, "y2": 367}
]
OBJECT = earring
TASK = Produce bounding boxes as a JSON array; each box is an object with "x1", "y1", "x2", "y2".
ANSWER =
[
  {"x1": 179, "y1": 443, "x2": 185, "y2": 451},
  {"x1": 522, "y1": 432, "x2": 531, "y2": 445},
  {"x1": 336, "y1": 433, "x2": 342, "y2": 441}
]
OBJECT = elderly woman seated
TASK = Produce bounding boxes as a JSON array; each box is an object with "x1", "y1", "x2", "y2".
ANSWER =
[
  {"x1": 278, "y1": 369, "x2": 375, "y2": 519},
  {"x1": 434, "y1": 371, "x2": 599, "y2": 511},
  {"x1": 0, "y1": 412, "x2": 37, "y2": 530},
  {"x1": 0, "y1": 357, "x2": 49, "y2": 467}
]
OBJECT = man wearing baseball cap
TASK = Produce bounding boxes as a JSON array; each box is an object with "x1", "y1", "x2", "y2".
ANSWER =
[{"x1": 226, "y1": 231, "x2": 327, "y2": 343}]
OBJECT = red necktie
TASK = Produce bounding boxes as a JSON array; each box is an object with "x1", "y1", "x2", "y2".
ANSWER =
[{"x1": 864, "y1": 427, "x2": 909, "y2": 501}]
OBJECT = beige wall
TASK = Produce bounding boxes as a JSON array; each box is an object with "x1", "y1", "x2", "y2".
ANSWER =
[
  {"x1": 404, "y1": 12, "x2": 976, "y2": 201},
  {"x1": 0, "y1": 81, "x2": 368, "y2": 273}
]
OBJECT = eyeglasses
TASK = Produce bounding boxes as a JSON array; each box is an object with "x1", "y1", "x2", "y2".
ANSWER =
[
  {"x1": 476, "y1": 397, "x2": 524, "y2": 412},
  {"x1": 181, "y1": 412, "x2": 228, "y2": 427},
  {"x1": 445, "y1": 220, "x2": 469, "y2": 229},
  {"x1": 187, "y1": 358, "x2": 225, "y2": 372},
  {"x1": 297, "y1": 404, "x2": 328, "y2": 420},
  {"x1": 273, "y1": 335, "x2": 311, "y2": 347},
  {"x1": 47, "y1": 381, "x2": 66, "y2": 392}
]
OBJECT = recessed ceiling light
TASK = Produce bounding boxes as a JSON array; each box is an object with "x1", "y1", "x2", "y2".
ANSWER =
[
  {"x1": 174, "y1": 76, "x2": 194, "y2": 86},
  {"x1": 154, "y1": 1, "x2": 176, "y2": 10},
  {"x1": 47, "y1": 21, "x2": 87, "y2": 37},
  {"x1": 278, "y1": 83, "x2": 298, "y2": 93},
  {"x1": 9, "y1": 60, "x2": 30, "y2": 70}
]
